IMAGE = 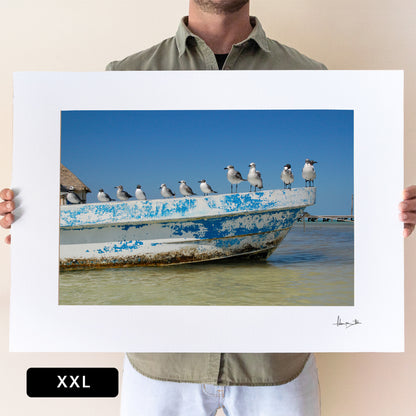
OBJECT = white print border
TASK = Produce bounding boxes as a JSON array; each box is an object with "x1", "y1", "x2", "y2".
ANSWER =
[{"x1": 10, "y1": 71, "x2": 404, "y2": 352}]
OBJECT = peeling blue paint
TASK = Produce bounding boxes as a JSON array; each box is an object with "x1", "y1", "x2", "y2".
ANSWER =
[
  {"x1": 60, "y1": 188, "x2": 315, "y2": 268},
  {"x1": 60, "y1": 207, "x2": 302, "y2": 246},
  {"x1": 60, "y1": 188, "x2": 315, "y2": 228},
  {"x1": 95, "y1": 240, "x2": 144, "y2": 255}
]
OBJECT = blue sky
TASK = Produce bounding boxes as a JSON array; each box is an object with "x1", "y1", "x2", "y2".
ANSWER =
[{"x1": 61, "y1": 110, "x2": 353, "y2": 215}]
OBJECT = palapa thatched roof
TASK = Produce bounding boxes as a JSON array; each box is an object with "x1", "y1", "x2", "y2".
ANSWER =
[{"x1": 60, "y1": 164, "x2": 91, "y2": 193}]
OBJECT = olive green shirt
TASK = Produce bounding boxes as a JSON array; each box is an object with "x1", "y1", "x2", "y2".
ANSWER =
[
  {"x1": 107, "y1": 16, "x2": 326, "y2": 71},
  {"x1": 108, "y1": 16, "x2": 325, "y2": 386}
]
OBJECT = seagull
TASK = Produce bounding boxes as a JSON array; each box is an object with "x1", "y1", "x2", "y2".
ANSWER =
[
  {"x1": 179, "y1": 180, "x2": 196, "y2": 197},
  {"x1": 224, "y1": 165, "x2": 247, "y2": 193},
  {"x1": 97, "y1": 188, "x2": 114, "y2": 202},
  {"x1": 135, "y1": 185, "x2": 147, "y2": 200},
  {"x1": 302, "y1": 159, "x2": 318, "y2": 187},
  {"x1": 247, "y1": 162, "x2": 263, "y2": 192},
  {"x1": 160, "y1": 183, "x2": 175, "y2": 198},
  {"x1": 199, "y1": 179, "x2": 217, "y2": 196},
  {"x1": 114, "y1": 185, "x2": 132, "y2": 201},
  {"x1": 280, "y1": 164, "x2": 294, "y2": 189},
  {"x1": 66, "y1": 186, "x2": 83, "y2": 204}
]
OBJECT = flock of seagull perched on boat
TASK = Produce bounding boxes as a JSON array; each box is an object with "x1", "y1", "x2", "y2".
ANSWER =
[{"x1": 65, "y1": 159, "x2": 317, "y2": 204}]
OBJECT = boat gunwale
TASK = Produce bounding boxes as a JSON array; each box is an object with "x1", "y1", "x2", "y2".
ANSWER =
[
  {"x1": 60, "y1": 205, "x2": 310, "y2": 230},
  {"x1": 60, "y1": 187, "x2": 316, "y2": 210}
]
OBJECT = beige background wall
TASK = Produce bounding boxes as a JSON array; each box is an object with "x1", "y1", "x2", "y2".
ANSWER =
[{"x1": 1, "y1": 1, "x2": 415, "y2": 415}]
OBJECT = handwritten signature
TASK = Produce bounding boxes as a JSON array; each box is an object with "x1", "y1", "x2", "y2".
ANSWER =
[{"x1": 333, "y1": 315, "x2": 362, "y2": 329}]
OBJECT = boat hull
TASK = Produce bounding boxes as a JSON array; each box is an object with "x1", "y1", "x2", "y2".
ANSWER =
[{"x1": 60, "y1": 188, "x2": 315, "y2": 270}]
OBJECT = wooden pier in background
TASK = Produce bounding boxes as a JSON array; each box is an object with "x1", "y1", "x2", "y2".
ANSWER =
[{"x1": 297, "y1": 212, "x2": 354, "y2": 223}]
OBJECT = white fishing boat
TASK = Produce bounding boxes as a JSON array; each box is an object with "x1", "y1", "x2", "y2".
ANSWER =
[{"x1": 60, "y1": 188, "x2": 316, "y2": 270}]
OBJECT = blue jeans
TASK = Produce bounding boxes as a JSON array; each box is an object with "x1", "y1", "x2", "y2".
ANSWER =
[{"x1": 120, "y1": 354, "x2": 320, "y2": 416}]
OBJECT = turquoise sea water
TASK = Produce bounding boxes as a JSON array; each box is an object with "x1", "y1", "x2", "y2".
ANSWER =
[{"x1": 59, "y1": 222, "x2": 354, "y2": 306}]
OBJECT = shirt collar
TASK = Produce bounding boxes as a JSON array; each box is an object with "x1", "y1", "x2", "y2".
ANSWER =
[
  {"x1": 243, "y1": 16, "x2": 271, "y2": 53},
  {"x1": 175, "y1": 16, "x2": 271, "y2": 56}
]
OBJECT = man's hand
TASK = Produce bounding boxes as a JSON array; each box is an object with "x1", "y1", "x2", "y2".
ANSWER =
[
  {"x1": 1, "y1": 185, "x2": 416, "y2": 243},
  {"x1": 0, "y1": 188, "x2": 14, "y2": 244},
  {"x1": 399, "y1": 185, "x2": 416, "y2": 238}
]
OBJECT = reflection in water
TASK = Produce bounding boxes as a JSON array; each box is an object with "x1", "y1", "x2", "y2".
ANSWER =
[{"x1": 59, "y1": 223, "x2": 353, "y2": 306}]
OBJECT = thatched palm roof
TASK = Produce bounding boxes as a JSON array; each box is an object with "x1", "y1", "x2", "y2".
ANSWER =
[{"x1": 60, "y1": 164, "x2": 91, "y2": 193}]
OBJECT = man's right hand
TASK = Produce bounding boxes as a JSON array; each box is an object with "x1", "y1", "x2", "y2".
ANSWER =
[{"x1": 1, "y1": 188, "x2": 14, "y2": 244}]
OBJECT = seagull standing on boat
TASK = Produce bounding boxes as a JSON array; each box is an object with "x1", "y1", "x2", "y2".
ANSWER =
[
  {"x1": 179, "y1": 180, "x2": 196, "y2": 197},
  {"x1": 135, "y1": 185, "x2": 147, "y2": 200},
  {"x1": 224, "y1": 165, "x2": 246, "y2": 193},
  {"x1": 247, "y1": 162, "x2": 263, "y2": 192},
  {"x1": 280, "y1": 164, "x2": 294, "y2": 189},
  {"x1": 160, "y1": 183, "x2": 175, "y2": 198},
  {"x1": 199, "y1": 179, "x2": 217, "y2": 196},
  {"x1": 302, "y1": 159, "x2": 318, "y2": 187},
  {"x1": 66, "y1": 186, "x2": 83, "y2": 204},
  {"x1": 97, "y1": 189, "x2": 114, "y2": 202},
  {"x1": 115, "y1": 185, "x2": 132, "y2": 201}
]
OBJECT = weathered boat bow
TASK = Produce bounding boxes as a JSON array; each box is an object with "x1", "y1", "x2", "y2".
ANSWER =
[{"x1": 60, "y1": 188, "x2": 316, "y2": 270}]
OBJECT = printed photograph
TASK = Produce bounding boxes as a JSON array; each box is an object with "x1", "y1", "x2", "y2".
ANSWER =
[{"x1": 59, "y1": 109, "x2": 354, "y2": 306}]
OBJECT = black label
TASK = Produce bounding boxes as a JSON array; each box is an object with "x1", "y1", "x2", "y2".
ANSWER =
[{"x1": 26, "y1": 368, "x2": 118, "y2": 397}]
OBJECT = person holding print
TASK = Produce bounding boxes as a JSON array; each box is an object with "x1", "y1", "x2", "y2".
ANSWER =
[{"x1": 1, "y1": 1, "x2": 414, "y2": 415}]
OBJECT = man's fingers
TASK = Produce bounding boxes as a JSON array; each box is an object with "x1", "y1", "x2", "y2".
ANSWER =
[
  {"x1": 400, "y1": 189, "x2": 416, "y2": 237},
  {"x1": 0, "y1": 213, "x2": 13, "y2": 229},
  {"x1": 399, "y1": 211, "x2": 416, "y2": 225},
  {"x1": 403, "y1": 185, "x2": 416, "y2": 201},
  {"x1": 0, "y1": 200, "x2": 15, "y2": 216},
  {"x1": 399, "y1": 199, "x2": 416, "y2": 212},
  {"x1": 404, "y1": 223, "x2": 415, "y2": 238},
  {"x1": 1, "y1": 189, "x2": 15, "y2": 244},
  {"x1": 0, "y1": 188, "x2": 14, "y2": 201}
]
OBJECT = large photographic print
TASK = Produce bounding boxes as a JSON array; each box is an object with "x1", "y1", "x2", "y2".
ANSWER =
[
  {"x1": 59, "y1": 109, "x2": 353, "y2": 306},
  {"x1": 10, "y1": 71, "x2": 403, "y2": 352}
]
